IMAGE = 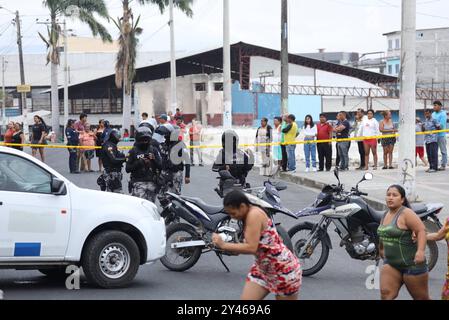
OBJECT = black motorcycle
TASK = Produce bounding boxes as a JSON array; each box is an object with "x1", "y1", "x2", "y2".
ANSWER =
[
  {"x1": 215, "y1": 170, "x2": 288, "y2": 209},
  {"x1": 159, "y1": 189, "x2": 296, "y2": 272},
  {"x1": 289, "y1": 169, "x2": 443, "y2": 276}
]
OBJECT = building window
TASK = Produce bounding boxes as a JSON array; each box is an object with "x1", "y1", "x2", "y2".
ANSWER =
[
  {"x1": 195, "y1": 83, "x2": 206, "y2": 92},
  {"x1": 388, "y1": 40, "x2": 393, "y2": 51},
  {"x1": 214, "y1": 83, "x2": 223, "y2": 91},
  {"x1": 417, "y1": 32, "x2": 424, "y2": 39},
  {"x1": 395, "y1": 39, "x2": 400, "y2": 50},
  {"x1": 395, "y1": 64, "x2": 400, "y2": 74},
  {"x1": 388, "y1": 65, "x2": 393, "y2": 75}
]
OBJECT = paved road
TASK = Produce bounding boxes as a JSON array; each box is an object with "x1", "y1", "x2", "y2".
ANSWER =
[{"x1": 0, "y1": 149, "x2": 447, "y2": 300}]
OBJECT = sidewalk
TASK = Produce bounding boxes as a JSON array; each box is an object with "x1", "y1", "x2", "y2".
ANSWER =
[{"x1": 280, "y1": 164, "x2": 449, "y2": 221}]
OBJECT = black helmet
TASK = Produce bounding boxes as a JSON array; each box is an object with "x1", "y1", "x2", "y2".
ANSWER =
[
  {"x1": 155, "y1": 124, "x2": 175, "y2": 143},
  {"x1": 222, "y1": 129, "x2": 239, "y2": 148},
  {"x1": 139, "y1": 121, "x2": 155, "y2": 132},
  {"x1": 108, "y1": 129, "x2": 121, "y2": 144},
  {"x1": 135, "y1": 127, "x2": 153, "y2": 145}
]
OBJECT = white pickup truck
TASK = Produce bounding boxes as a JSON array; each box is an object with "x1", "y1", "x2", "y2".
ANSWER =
[{"x1": 0, "y1": 146, "x2": 166, "y2": 288}]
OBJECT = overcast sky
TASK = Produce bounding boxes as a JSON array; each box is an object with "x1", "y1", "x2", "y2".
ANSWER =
[{"x1": 0, "y1": 0, "x2": 448, "y2": 56}]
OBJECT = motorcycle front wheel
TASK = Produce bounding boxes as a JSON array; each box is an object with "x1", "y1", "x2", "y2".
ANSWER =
[
  {"x1": 160, "y1": 223, "x2": 203, "y2": 272},
  {"x1": 288, "y1": 223, "x2": 330, "y2": 277},
  {"x1": 423, "y1": 220, "x2": 440, "y2": 272},
  {"x1": 276, "y1": 225, "x2": 294, "y2": 252}
]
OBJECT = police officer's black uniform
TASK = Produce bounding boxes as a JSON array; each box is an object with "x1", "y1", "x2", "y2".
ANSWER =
[
  {"x1": 126, "y1": 127, "x2": 162, "y2": 202},
  {"x1": 156, "y1": 125, "x2": 191, "y2": 195},
  {"x1": 213, "y1": 130, "x2": 254, "y2": 193},
  {"x1": 65, "y1": 121, "x2": 79, "y2": 174},
  {"x1": 98, "y1": 129, "x2": 126, "y2": 193}
]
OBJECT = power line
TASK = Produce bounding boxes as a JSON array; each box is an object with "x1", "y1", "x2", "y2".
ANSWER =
[{"x1": 376, "y1": 0, "x2": 449, "y2": 21}]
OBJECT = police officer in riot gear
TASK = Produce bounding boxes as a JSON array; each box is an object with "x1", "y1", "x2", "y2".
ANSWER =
[
  {"x1": 98, "y1": 129, "x2": 126, "y2": 193},
  {"x1": 126, "y1": 127, "x2": 162, "y2": 202},
  {"x1": 156, "y1": 124, "x2": 191, "y2": 195},
  {"x1": 213, "y1": 129, "x2": 254, "y2": 191}
]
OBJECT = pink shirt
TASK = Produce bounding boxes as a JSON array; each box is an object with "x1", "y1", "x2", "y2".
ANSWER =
[{"x1": 80, "y1": 132, "x2": 96, "y2": 147}]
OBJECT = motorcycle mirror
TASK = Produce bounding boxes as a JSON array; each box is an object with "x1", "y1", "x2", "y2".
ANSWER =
[
  {"x1": 364, "y1": 173, "x2": 373, "y2": 181},
  {"x1": 334, "y1": 168, "x2": 341, "y2": 185}
]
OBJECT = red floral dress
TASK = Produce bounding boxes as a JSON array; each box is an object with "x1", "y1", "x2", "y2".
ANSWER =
[
  {"x1": 443, "y1": 238, "x2": 449, "y2": 300},
  {"x1": 247, "y1": 219, "x2": 302, "y2": 296}
]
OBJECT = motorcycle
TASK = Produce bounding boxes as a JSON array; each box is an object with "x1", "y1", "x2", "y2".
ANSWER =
[
  {"x1": 289, "y1": 169, "x2": 443, "y2": 276},
  {"x1": 214, "y1": 170, "x2": 288, "y2": 209},
  {"x1": 159, "y1": 189, "x2": 297, "y2": 272}
]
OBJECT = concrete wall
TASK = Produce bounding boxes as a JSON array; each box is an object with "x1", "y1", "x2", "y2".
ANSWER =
[
  {"x1": 385, "y1": 28, "x2": 449, "y2": 86},
  {"x1": 135, "y1": 73, "x2": 323, "y2": 128}
]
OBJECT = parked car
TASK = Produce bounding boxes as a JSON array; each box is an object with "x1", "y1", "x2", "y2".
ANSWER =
[{"x1": 0, "y1": 146, "x2": 166, "y2": 288}]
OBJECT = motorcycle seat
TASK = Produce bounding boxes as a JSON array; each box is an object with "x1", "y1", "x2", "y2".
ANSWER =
[
  {"x1": 181, "y1": 196, "x2": 224, "y2": 215},
  {"x1": 411, "y1": 203, "x2": 427, "y2": 215},
  {"x1": 368, "y1": 206, "x2": 386, "y2": 224}
]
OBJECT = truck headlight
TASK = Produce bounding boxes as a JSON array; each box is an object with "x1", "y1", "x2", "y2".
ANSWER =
[{"x1": 141, "y1": 201, "x2": 161, "y2": 220}]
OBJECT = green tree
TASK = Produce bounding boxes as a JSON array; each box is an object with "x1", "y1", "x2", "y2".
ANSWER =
[{"x1": 115, "y1": 0, "x2": 193, "y2": 132}]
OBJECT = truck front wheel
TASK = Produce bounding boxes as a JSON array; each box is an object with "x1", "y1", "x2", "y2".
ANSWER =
[{"x1": 82, "y1": 230, "x2": 140, "y2": 288}]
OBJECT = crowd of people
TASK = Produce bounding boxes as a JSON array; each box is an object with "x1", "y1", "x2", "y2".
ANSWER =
[
  {"x1": 253, "y1": 100, "x2": 447, "y2": 175},
  {"x1": 65, "y1": 114, "x2": 112, "y2": 174},
  {"x1": 89, "y1": 110, "x2": 198, "y2": 201},
  {"x1": 3, "y1": 115, "x2": 50, "y2": 162},
  {"x1": 1, "y1": 105, "x2": 448, "y2": 301}
]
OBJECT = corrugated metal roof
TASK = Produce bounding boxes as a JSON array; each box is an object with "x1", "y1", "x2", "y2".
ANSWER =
[{"x1": 55, "y1": 42, "x2": 397, "y2": 97}]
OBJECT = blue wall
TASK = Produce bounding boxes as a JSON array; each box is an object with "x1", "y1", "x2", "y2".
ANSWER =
[
  {"x1": 257, "y1": 93, "x2": 281, "y2": 120},
  {"x1": 232, "y1": 82, "x2": 322, "y2": 127},
  {"x1": 232, "y1": 82, "x2": 254, "y2": 114},
  {"x1": 386, "y1": 58, "x2": 400, "y2": 76},
  {"x1": 288, "y1": 95, "x2": 322, "y2": 125}
]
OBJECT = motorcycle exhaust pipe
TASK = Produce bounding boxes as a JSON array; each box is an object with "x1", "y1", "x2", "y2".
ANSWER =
[{"x1": 171, "y1": 240, "x2": 207, "y2": 249}]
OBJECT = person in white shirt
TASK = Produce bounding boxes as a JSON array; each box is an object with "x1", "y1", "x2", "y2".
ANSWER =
[
  {"x1": 358, "y1": 109, "x2": 380, "y2": 170},
  {"x1": 303, "y1": 115, "x2": 318, "y2": 172},
  {"x1": 353, "y1": 109, "x2": 368, "y2": 170}
]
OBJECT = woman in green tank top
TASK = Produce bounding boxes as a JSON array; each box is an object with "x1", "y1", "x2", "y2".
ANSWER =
[{"x1": 378, "y1": 185, "x2": 429, "y2": 300}]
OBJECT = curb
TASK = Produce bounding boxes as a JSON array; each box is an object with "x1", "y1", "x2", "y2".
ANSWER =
[{"x1": 279, "y1": 172, "x2": 387, "y2": 211}]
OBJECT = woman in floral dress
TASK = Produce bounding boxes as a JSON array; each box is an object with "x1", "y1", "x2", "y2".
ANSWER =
[
  {"x1": 427, "y1": 218, "x2": 449, "y2": 300},
  {"x1": 212, "y1": 190, "x2": 302, "y2": 300}
]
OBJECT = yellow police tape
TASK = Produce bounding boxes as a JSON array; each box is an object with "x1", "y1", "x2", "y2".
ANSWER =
[{"x1": 1, "y1": 129, "x2": 448, "y2": 151}]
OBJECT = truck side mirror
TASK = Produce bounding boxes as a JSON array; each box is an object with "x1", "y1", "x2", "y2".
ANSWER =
[{"x1": 51, "y1": 178, "x2": 67, "y2": 196}]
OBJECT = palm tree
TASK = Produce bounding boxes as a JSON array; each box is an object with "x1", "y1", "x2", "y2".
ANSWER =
[
  {"x1": 41, "y1": 0, "x2": 112, "y2": 140},
  {"x1": 115, "y1": 0, "x2": 193, "y2": 133}
]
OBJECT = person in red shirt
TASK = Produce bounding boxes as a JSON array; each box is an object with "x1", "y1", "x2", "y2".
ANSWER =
[
  {"x1": 175, "y1": 108, "x2": 183, "y2": 119},
  {"x1": 316, "y1": 114, "x2": 333, "y2": 171},
  {"x1": 4, "y1": 121, "x2": 15, "y2": 144}
]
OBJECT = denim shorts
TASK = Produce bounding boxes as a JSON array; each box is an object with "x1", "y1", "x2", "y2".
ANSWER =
[{"x1": 384, "y1": 259, "x2": 428, "y2": 276}]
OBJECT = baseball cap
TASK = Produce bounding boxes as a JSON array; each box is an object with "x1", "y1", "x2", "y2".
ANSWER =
[{"x1": 159, "y1": 114, "x2": 168, "y2": 121}]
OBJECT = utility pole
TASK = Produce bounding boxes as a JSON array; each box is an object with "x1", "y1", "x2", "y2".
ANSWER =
[
  {"x1": 169, "y1": 0, "x2": 178, "y2": 115},
  {"x1": 398, "y1": 0, "x2": 417, "y2": 201},
  {"x1": 63, "y1": 20, "x2": 69, "y2": 143},
  {"x1": 281, "y1": 0, "x2": 289, "y2": 115},
  {"x1": 15, "y1": 10, "x2": 28, "y2": 137},
  {"x1": 223, "y1": 0, "x2": 232, "y2": 129},
  {"x1": 2, "y1": 57, "x2": 6, "y2": 131}
]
